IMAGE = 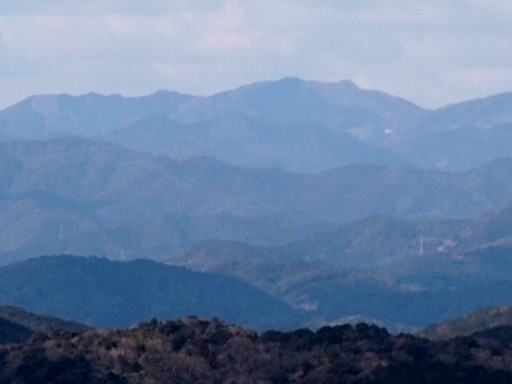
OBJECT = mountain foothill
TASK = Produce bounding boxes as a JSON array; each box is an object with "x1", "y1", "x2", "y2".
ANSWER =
[{"x1": 0, "y1": 78, "x2": 512, "y2": 342}]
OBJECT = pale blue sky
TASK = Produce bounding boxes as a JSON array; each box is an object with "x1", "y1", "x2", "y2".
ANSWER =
[{"x1": 1, "y1": 0, "x2": 512, "y2": 109}]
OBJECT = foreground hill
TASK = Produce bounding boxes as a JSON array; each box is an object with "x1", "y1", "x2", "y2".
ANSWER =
[
  {"x1": 0, "y1": 255, "x2": 303, "y2": 330},
  {"x1": 1, "y1": 139, "x2": 512, "y2": 263},
  {"x1": 2, "y1": 78, "x2": 512, "y2": 171},
  {"x1": 2, "y1": 317, "x2": 512, "y2": 383}
]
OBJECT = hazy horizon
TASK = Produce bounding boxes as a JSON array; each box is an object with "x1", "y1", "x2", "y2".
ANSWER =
[{"x1": 1, "y1": 1, "x2": 512, "y2": 110}]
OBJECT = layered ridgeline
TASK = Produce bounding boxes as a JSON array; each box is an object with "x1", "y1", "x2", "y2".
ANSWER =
[
  {"x1": 0, "y1": 139, "x2": 511, "y2": 330},
  {"x1": 2, "y1": 78, "x2": 512, "y2": 171},
  {"x1": 1, "y1": 139, "x2": 512, "y2": 263},
  {"x1": 1, "y1": 79, "x2": 512, "y2": 335},
  {"x1": 175, "y1": 202, "x2": 512, "y2": 329},
  {"x1": 1, "y1": 246, "x2": 512, "y2": 332}
]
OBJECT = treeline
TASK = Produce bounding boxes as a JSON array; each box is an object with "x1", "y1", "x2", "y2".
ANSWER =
[{"x1": 1, "y1": 317, "x2": 512, "y2": 383}]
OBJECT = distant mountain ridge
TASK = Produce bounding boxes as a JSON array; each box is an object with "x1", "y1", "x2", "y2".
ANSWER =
[
  {"x1": 420, "y1": 306, "x2": 512, "y2": 339},
  {"x1": 176, "y1": 204, "x2": 512, "y2": 328},
  {"x1": 1, "y1": 139, "x2": 512, "y2": 263},
  {"x1": 2, "y1": 77, "x2": 512, "y2": 171},
  {"x1": 180, "y1": 197, "x2": 512, "y2": 277},
  {"x1": 2, "y1": 78, "x2": 512, "y2": 337}
]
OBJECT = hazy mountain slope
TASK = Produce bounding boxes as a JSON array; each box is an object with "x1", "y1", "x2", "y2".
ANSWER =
[
  {"x1": 181, "y1": 207, "x2": 512, "y2": 277},
  {"x1": 275, "y1": 216, "x2": 465, "y2": 269},
  {"x1": 207, "y1": 78, "x2": 422, "y2": 128},
  {"x1": 0, "y1": 139, "x2": 331, "y2": 262},
  {"x1": 463, "y1": 203, "x2": 512, "y2": 247},
  {"x1": 3, "y1": 139, "x2": 512, "y2": 223},
  {"x1": 1, "y1": 139, "x2": 512, "y2": 263},
  {"x1": 178, "y1": 206, "x2": 512, "y2": 328},
  {"x1": 0, "y1": 78, "x2": 422, "y2": 172},
  {"x1": 420, "y1": 306, "x2": 512, "y2": 339},
  {"x1": 2, "y1": 78, "x2": 512, "y2": 171},
  {"x1": 0, "y1": 91, "x2": 194, "y2": 140},
  {"x1": 179, "y1": 239, "x2": 512, "y2": 327},
  {"x1": 0, "y1": 255, "x2": 305, "y2": 329},
  {"x1": 380, "y1": 91, "x2": 512, "y2": 169},
  {"x1": 420, "y1": 92, "x2": 512, "y2": 132}
]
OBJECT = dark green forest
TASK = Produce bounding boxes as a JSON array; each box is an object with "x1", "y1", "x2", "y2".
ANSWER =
[{"x1": 2, "y1": 317, "x2": 512, "y2": 384}]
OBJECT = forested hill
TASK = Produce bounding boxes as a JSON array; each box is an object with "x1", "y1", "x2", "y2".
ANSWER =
[
  {"x1": 1, "y1": 317, "x2": 512, "y2": 383},
  {"x1": 0, "y1": 255, "x2": 304, "y2": 330}
]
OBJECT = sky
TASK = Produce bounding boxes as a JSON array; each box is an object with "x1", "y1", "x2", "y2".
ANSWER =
[{"x1": 1, "y1": 0, "x2": 512, "y2": 110}]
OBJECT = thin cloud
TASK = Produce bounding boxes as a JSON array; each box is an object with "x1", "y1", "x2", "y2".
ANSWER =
[{"x1": 1, "y1": 1, "x2": 512, "y2": 109}]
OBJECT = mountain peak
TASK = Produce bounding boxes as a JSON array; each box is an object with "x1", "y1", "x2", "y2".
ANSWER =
[
  {"x1": 336, "y1": 79, "x2": 358, "y2": 88},
  {"x1": 272, "y1": 77, "x2": 359, "y2": 90}
]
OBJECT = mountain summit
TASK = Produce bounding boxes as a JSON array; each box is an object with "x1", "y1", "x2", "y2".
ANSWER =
[
  {"x1": 0, "y1": 78, "x2": 411, "y2": 171},
  {"x1": 2, "y1": 78, "x2": 512, "y2": 171}
]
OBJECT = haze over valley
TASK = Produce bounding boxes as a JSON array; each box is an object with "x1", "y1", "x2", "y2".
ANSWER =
[
  {"x1": 0, "y1": 79, "x2": 511, "y2": 334},
  {"x1": 4, "y1": 1, "x2": 512, "y2": 381}
]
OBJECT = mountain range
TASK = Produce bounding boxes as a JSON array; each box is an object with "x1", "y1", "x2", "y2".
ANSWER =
[
  {"x1": 1, "y1": 139, "x2": 512, "y2": 264},
  {"x1": 1, "y1": 78, "x2": 512, "y2": 332},
  {"x1": 2, "y1": 77, "x2": 512, "y2": 172},
  {"x1": 0, "y1": 243, "x2": 511, "y2": 331}
]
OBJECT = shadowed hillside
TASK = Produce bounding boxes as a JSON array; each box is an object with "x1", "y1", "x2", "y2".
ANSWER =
[{"x1": 0, "y1": 255, "x2": 304, "y2": 330}]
